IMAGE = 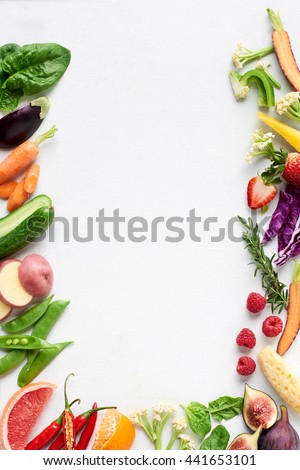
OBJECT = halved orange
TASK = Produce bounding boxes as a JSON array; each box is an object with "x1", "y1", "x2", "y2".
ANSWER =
[
  {"x1": 0, "y1": 381, "x2": 56, "y2": 449},
  {"x1": 92, "y1": 409, "x2": 135, "y2": 450}
]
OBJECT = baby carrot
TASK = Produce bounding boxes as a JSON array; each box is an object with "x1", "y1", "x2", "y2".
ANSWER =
[
  {"x1": 0, "y1": 180, "x2": 18, "y2": 198},
  {"x1": 0, "y1": 126, "x2": 57, "y2": 185},
  {"x1": 7, "y1": 177, "x2": 29, "y2": 212},
  {"x1": 24, "y1": 163, "x2": 40, "y2": 194}
]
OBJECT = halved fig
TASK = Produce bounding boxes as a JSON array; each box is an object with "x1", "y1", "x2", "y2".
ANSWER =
[
  {"x1": 243, "y1": 383, "x2": 278, "y2": 431},
  {"x1": 228, "y1": 426, "x2": 262, "y2": 450}
]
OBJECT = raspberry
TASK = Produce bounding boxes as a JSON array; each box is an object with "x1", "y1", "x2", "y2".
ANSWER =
[
  {"x1": 246, "y1": 292, "x2": 267, "y2": 314},
  {"x1": 236, "y1": 328, "x2": 256, "y2": 349},
  {"x1": 262, "y1": 316, "x2": 283, "y2": 337},
  {"x1": 236, "y1": 356, "x2": 256, "y2": 376}
]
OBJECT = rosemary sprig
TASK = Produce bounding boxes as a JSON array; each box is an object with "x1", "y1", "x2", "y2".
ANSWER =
[{"x1": 238, "y1": 216, "x2": 288, "y2": 313}]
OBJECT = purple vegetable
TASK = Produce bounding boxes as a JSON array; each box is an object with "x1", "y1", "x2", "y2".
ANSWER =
[
  {"x1": 0, "y1": 96, "x2": 49, "y2": 148},
  {"x1": 262, "y1": 191, "x2": 293, "y2": 245},
  {"x1": 278, "y1": 205, "x2": 300, "y2": 252},
  {"x1": 275, "y1": 226, "x2": 300, "y2": 266}
]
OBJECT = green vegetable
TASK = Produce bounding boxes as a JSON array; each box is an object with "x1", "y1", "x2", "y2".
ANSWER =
[
  {"x1": 1, "y1": 296, "x2": 54, "y2": 334},
  {"x1": 181, "y1": 402, "x2": 211, "y2": 440},
  {"x1": 18, "y1": 341, "x2": 73, "y2": 387},
  {"x1": 0, "y1": 194, "x2": 54, "y2": 259},
  {"x1": 232, "y1": 43, "x2": 274, "y2": 69},
  {"x1": 229, "y1": 68, "x2": 277, "y2": 107},
  {"x1": 0, "y1": 43, "x2": 71, "y2": 110},
  {"x1": 200, "y1": 425, "x2": 230, "y2": 450},
  {"x1": 0, "y1": 44, "x2": 20, "y2": 86},
  {"x1": 0, "y1": 335, "x2": 56, "y2": 350},
  {"x1": 0, "y1": 350, "x2": 26, "y2": 376},
  {"x1": 239, "y1": 216, "x2": 288, "y2": 313},
  {"x1": 208, "y1": 396, "x2": 243, "y2": 422},
  {"x1": 26, "y1": 300, "x2": 70, "y2": 370}
]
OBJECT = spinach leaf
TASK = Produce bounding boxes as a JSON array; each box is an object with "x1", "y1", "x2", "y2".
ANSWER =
[
  {"x1": 2, "y1": 43, "x2": 71, "y2": 95},
  {"x1": 0, "y1": 88, "x2": 23, "y2": 111},
  {"x1": 200, "y1": 425, "x2": 230, "y2": 450},
  {"x1": 208, "y1": 396, "x2": 243, "y2": 422},
  {"x1": 0, "y1": 44, "x2": 20, "y2": 86},
  {"x1": 181, "y1": 402, "x2": 211, "y2": 440}
]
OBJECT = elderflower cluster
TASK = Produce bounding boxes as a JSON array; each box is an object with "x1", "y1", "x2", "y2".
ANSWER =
[
  {"x1": 178, "y1": 434, "x2": 196, "y2": 450},
  {"x1": 129, "y1": 408, "x2": 149, "y2": 425},
  {"x1": 172, "y1": 419, "x2": 188, "y2": 432},
  {"x1": 153, "y1": 403, "x2": 177, "y2": 422},
  {"x1": 276, "y1": 92, "x2": 300, "y2": 119},
  {"x1": 245, "y1": 129, "x2": 275, "y2": 161}
]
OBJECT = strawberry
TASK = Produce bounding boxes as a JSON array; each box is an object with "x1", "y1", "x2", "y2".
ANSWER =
[
  {"x1": 282, "y1": 153, "x2": 300, "y2": 188},
  {"x1": 247, "y1": 176, "x2": 277, "y2": 209}
]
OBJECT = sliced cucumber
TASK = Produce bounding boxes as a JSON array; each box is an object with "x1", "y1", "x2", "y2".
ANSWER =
[
  {"x1": 0, "y1": 194, "x2": 52, "y2": 238},
  {"x1": 0, "y1": 202, "x2": 54, "y2": 259}
]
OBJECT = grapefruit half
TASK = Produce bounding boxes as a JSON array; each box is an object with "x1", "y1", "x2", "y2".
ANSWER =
[{"x1": 0, "y1": 381, "x2": 56, "y2": 449}]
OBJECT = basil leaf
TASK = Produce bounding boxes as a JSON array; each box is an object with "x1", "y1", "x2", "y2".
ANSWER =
[
  {"x1": 0, "y1": 44, "x2": 20, "y2": 86},
  {"x1": 200, "y1": 425, "x2": 230, "y2": 450},
  {"x1": 208, "y1": 396, "x2": 243, "y2": 422},
  {"x1": 0, "y1": 88, "x2": 23, "y2": 111},
  {"x1": 2, "y1": 43, "x2": 71, "y2": 95},
  {"x1": 182, "y1": 402, "x2": 211, "y2": 440}
]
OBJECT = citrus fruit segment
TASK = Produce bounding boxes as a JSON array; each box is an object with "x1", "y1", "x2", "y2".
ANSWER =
[
  {"x1": 92, "y1": 409, "x2": 135, "y2": 450},
  {"x1": 0, "y1": 381, "x2": 56, "y2": 449}
]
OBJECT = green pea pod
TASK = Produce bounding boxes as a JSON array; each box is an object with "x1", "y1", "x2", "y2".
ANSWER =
[
  {"x1": 18, "y1": 341, "x2": 73, "y2": 387},
  {"x1": 0, "y1": 335, "x2": 57, "y2": 350},
  {"x1": 26, "y1": 300, "x2": 70, "y2": 369},
  {"x1": 1, "y1": 295, "x2": 54, "y2": 334},
  {"x1": 0, "y1": 350, "x2": 26, "y2": 376}
]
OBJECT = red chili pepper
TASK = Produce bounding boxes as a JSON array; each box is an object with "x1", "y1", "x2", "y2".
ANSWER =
[
  {"x1": 48, "y1": 405, "x2": 116, "y2": 450},
  {"x1": 62, "y1": 373, "x2": 76, "y2": 450},
  {"x1": 75, "y1": 402, "x2": 98, "y2": 450},
  {"x1": 25, "y1": 399, "x2": 80, "y2": 450}
]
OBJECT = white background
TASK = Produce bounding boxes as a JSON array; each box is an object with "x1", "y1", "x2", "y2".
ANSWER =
[{"x1": 0, "y1": 0, "x2": 300, "y2": 451}]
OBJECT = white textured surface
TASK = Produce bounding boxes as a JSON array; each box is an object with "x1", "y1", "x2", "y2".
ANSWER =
[{"x1": 0, "y1": 0, "x2": 300, "y2": 450}]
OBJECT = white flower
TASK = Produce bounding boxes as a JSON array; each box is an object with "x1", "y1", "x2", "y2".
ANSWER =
[
  {"x1": 276, "y1": 92, "x2": 300, "y2": 115},
  {"x1": 130, "y1": 408, "x2": 148, "y2": 425},
  {"x1": 245, "y1": 129, "x2": 275, "y2": 161},
  {"x1": 172, "y1": 419, "x2": 188, "y2": 432},
  {"x1": 178, "y1": 433, "x2": 196, "y2": 450},
  {"x1": 153, "y1": 403, "x2": 177, "y2": 416}
]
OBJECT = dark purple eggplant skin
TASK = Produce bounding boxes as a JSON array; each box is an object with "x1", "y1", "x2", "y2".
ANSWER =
[{"x1": 0, "y1": 97, "x2": 49, "y2": 149}]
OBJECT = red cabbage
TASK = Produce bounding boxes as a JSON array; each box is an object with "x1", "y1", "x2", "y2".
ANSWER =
[
  {"x1": 262, "y1": 191, "x2": 293, "y2": 244},
  {"x1": 275, "y1": 226, "x2": 300, "y2": 266}
]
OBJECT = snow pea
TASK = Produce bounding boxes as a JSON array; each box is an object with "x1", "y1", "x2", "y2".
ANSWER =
[
  {"x1": 0, "y1": 350, "x2": 26, "y2": 376},
  {"x1": 0, "y1": 335, "x2": 56, "y2": 350},
  {"x1": 1, "y1": 295, "x2": 54, "y2": 334},
  {"x1": 27, "y1": 300, "x2": 70, "y2": 369},
  {"x1": 18, "y1": 341, "x2": 73, "y2": 387}
]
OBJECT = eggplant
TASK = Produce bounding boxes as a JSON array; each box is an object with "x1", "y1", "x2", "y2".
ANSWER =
[{"x1": 0, "y1": 96, "x2": 49, "y2": 148}]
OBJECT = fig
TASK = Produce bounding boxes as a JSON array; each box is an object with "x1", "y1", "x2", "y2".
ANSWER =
[
  {"x1": 243, "y1": 383, "x2": 277, "y2": 431},
  {"x1": 227, "y1": 425, "x2": 262, "y2": 450},
  {"x1": 258, "y1": 405, "x2": 300, "y2": 450}
]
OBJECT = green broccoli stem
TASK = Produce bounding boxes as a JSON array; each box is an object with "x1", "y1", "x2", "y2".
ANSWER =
[{"x1": 267, "y1": 8, "x2": 284, "y2": 32}]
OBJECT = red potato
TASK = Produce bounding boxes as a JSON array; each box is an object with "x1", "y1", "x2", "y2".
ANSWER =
[
  {"x1": 0, "y1": 260, "x2": 33, "y2": 308},
  {"x1": 0, "y1": 300, "x2": 12, "y2": 322},
  {"x1": 18, "y1": 254, "x2": 53, "y2": 298}
]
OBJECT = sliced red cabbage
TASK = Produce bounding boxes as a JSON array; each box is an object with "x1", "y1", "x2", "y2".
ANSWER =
[
  {"x1": 278, "y1": 205, "x2": 300, "y2": 253},
  {"x1": 262, "y1": 191, "x2": 293, "y2": 244},
  {"x1": 275, "y1": 225, "x2": 300, "y2": 266}
]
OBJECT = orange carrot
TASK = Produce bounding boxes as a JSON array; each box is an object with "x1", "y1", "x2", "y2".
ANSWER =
[
  {"x1": 24, "y1": 163, "x2": 40, "y2": 194},
  {"x1": 0, "y1": 126, "x2": 57, "y2": 185},
  {"x1": 0, "y1": 180, "x2": 18, "y2": 199},
  {"x1": 7, "y1": 178, "x2": 29, "y2": 212}
]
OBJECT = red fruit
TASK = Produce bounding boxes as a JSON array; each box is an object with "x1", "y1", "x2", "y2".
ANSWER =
[
  {"x1": 247, "y1": 292, "x2": 267, "y2": 314},
  {"x1": 247, "y1": 176, "x2": 277, "y2": 210},
  {"x1": 283, "y1": 153, "x2": 300, "y2": 188},
  {"x1": 262, "y1": 316, "x2": 283, "y2": 337},
  {"x1": 236, "y1": 328, "x2": 256, "y2": 349},
  {"x1": 236, "y1": 356, "x2": 256, "y2": 376}
]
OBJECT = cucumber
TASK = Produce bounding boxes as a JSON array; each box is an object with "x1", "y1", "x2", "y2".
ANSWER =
[{"x1": 0, "y1": 195, "x2": 54, "y2": 259}]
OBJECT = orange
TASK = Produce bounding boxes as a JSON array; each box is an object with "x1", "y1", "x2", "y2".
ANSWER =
[
  {"x1": 0, "y1": 381, "x2": 56, "y2": 449},
  {"x1": 92, "y1": 409, "x2": 135, "y2": 450}
]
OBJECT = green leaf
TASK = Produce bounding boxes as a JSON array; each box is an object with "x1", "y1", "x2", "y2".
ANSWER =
[
  {"x1": 2, "y1": 43, "x2": 71, "y2": 95},
  {"x1": 208, "y1": 396, "x2": 243, "y2": 422},
  {"x1": 0, "y1": 43, "x2": 20, "y2": 87},
  {"x1": 200, "y1": 425, "x2": 230, "y2": 450},
  {"x1": 0, "y1": 88, "x2": 23, "y2": 111},
  {"x1": 182, "y1": 402, "x2": 211, "y2": 440}
]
